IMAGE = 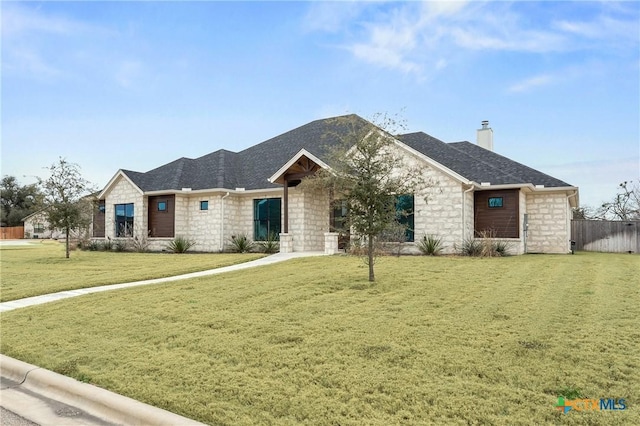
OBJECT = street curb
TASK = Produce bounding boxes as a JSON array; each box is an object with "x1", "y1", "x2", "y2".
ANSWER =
[{"x1": 0, "y1": 354, "x2": 206, "y2": 426}]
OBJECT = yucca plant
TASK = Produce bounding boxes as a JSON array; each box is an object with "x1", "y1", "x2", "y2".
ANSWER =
[
  {"x1": 457, "y1": 237, "x2": 483, "y2": 257},
  {"x1": 166, "y1": 236, "x2": 196, "y2": 253},
  {"x1": 417, "y1": 234, "x2": 445, "y2": 256},
  {"x1": 228, "y1": 233, "x2": 255, "y2": 253},
  {"x1": 257, "y1": 232, "x2": 279, "y2": 254}
]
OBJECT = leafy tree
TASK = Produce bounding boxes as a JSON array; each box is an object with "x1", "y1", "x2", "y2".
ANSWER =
[
  {"x1": 0, "y1": 176, "x2": 43, "y2": 226},
  {"x1": 301, "y1": 114, "x2": 430, "y2": 282},
  {"x1": 594, "y1": 180, "x2": 640, "y2": 221},
  {"x1": 38, "y1": 158, "x2": 96, "y2": 258}
]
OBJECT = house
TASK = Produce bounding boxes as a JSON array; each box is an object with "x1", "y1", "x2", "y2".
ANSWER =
[
  {"x1": 94, "y1": 115, "x2": 579, "y2": 254},
  {"x1": 22, "y1": 210, "x2": 63, "y2": 239},
  {"x1": 23, "y1": 200, "x2": 94, "y2": 240}
]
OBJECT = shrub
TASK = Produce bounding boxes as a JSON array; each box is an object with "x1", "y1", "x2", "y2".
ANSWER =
[
  {"x1": 86, "y1": 240, "x2": 103, "y2": 251},
  {"x1": 493, "y1": 240, "x2": 511, "y2": 256},
  {"x1": 457, "y1": 237, "x2": 483, "y2": 257},
  {"x1": 131, "y1": 235, "x2": 150, "y2": 253},
  {"x1": 102, "y1": 238, "x2": 113, "y2": 251},
  {"x1": 113, "y1": 239, "x2": 130, "y2": 252},
  {"x1": 257, "y1": 232, "x2": 279, "y2": 254},
  {"x1": 166, "y1": 236, "x2": 197, "y2": 253},
  {"x1": 348, "y1": 237, "x2": 367, "y2": 256},
  {"x1": 228, "y1": 234, "x2": 255, "y2": 253},
  {"x1": 457, "y1": 233, "x2": 511, "y2": 257},
  {"x1": 417, "y1": 234, "x2": 445, "y2": 256},
  {"x1": 379, "y1": 222, "x2": 407, "y2": 257}
]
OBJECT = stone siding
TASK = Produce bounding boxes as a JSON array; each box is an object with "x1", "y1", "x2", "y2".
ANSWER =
[
  {"x1": 525, "y1": 192, "x2": 571, "y2": 253},
  {"x1": 284, "y1": 187, "x2": 329, "y2": 252},
  {"x1": 104, "y1": 176, "x2": 144, "y2": 240},
  {"x1": 185, "y1": 195, "x2": 222, "y2": 252},
  {"x1": 393, "y1": 144, "x2": 469, "y2": 254}
]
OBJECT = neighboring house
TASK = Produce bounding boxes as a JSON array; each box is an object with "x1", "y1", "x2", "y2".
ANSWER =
[
  {"x1": 22, "y1": 211, "x2": 64, "y2": 239},
  {"x1": 94, "y1": 115, "x2": 579, "y2": 254},
  {"x1": 23, "y1": 196, "x2": 95, "y2": 240}
]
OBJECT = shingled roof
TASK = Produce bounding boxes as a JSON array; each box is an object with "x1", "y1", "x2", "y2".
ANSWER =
[
  {"x1": 396, "y1": 132, "x2": 571, "y2": 187},
  {"x1": 119, "y1": 114, "x2": 572, "y2": 192},
  {"x1": 122, "y1": 114, "x2": 372, "y2": 191}
]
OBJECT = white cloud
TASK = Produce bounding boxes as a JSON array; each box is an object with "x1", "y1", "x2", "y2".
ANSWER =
[
  {"x1": 349, "y1": 20, "x2": 422, "y2": 73},
  {"x1": 306, "y1": 2, "x2": 639, "y2": 76},
  {"x1": 302, "y1": 1, "x2": 370, "y2": 33},
  {"x1": 507, "y1": 74, "x2": 554, "y2": 93},
  {"x1": 1, "y1": 3, "x2": 107, "y2": 38},
  {"x1": 2, "y1": 46, "x2": 61, "y2": 78},
  {"x1": 554, "y1": 13, "x2": 639, "y2": 47}
]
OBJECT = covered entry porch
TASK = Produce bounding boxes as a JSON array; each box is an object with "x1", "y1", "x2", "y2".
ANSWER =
[{"x1": 268, "y1": 149, "x2": 341, "y2": 254}]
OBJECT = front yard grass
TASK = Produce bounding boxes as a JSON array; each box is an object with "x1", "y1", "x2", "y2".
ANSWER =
[
  {"x1": 0, "y1": 241, "x2": 264, "y2": 301},
  {"x1": 1, "y1": 252, "x2": 638, "y2": 425}
]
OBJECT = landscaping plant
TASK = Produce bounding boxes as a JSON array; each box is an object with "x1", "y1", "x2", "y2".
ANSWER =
[{"x1": 166, "y1": 236, "x2": 197, "y2": 253}]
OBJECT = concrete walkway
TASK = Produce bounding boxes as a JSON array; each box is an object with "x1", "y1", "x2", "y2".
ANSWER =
[
  {"x1": 0, "y1": 251, "x2": 325, "y2": 313},
  {"x1": 0, "y1": 250, "x2": 327, "y2": 425}
]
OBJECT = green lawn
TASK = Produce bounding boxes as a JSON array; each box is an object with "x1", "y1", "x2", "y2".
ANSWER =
[
  {"x1": 1, "y1": 253, "x2": 638, "y2": 425},
  {"x1": 0, "y1": 241, "x2": 264, "y2": 301}
]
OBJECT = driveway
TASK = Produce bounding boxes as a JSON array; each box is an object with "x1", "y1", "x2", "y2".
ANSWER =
[{"x1": 0, "y1": 240, "x2": 40, "y2": 247}]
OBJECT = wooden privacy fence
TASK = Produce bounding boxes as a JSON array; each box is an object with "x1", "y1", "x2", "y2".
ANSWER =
[
  {"x1": 571, "y1": 220, "x2": 639, "y2": 253},
  {"x1": 0, "y1": 226, "x2": 25, "y2": 240}
]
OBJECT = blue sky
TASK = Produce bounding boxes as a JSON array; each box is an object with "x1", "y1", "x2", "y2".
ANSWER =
[{"x1": 2, "y1": 1, "x2": 638, "y2": 208}]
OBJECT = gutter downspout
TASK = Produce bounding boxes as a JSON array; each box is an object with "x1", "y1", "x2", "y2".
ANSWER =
[
  {"x1": 220, "y1": 192, "x2": 230, "y2": 252},
  {"x1": 566, "y1": 190, "x2": 578, "y2": 252},
  {"x1": 462, "y1": 184, "x2": 475, "y2": 243}
]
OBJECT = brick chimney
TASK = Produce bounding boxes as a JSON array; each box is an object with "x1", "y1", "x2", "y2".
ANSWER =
[{"x1": 477, "y1": 120, "x2": 493, "y2": 151}]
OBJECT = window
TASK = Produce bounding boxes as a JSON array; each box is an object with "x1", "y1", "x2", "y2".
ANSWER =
[
  {"x1": 158, "y1": 201, "x2": 167, "y2": 212},
  {"x1": 488, "y1": 197, "x2": 503, "y2": 208},
  {"x1": 253, "y1": 198, "x2": 281, "y2": 241},
  {"x1": 98, "y1": 203, "x2": 106, "y2": 214},
  {"x1": 115, "y1": 203, "x2": 134, "y2": 237},
  {"x1": 200, "y1": 201, "x2": 208, "y2": 211},
  {"x1": 396, "y1": 194, "x2": 415, "y2": 242},
  {"x1": 34, "y1": 223, "x2": 45, "y2": 233},
  {"x1": 330, "y1": 200, "x2": 348, "y2": 232}
]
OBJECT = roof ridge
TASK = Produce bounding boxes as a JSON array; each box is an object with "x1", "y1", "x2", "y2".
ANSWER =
[
  {"x1": 171, "y1": 157, "x2": 190, "y2": 189},
  {"x1": 217, "y1": 150, "x2": 226, "y2": 188}
]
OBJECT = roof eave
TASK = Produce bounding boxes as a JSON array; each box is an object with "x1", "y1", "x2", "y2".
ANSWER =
[{"x1": 268, "y1": 149, "x2": 331, "y2": 184}]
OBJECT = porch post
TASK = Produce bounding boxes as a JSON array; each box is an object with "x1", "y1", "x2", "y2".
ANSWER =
[{"x1": 283, "y1": 175, "x2": 289, "y2": 234}]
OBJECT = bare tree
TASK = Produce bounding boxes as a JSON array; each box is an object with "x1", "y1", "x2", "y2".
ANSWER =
[
  {"x1": 594, "y1": 180, "x2": 640, "y2": 221},
  {"x1": 301, "y1": 114, "x2": 430, "y2": 282},
  {"x1": 39, "y1": 158, "x2": 96, "y2": 258}
]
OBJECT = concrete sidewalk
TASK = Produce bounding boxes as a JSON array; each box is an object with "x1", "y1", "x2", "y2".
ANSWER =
[
  {"x1": 0, "y1": 251, "x2": 325, "y2": 313},
  {"x1": 0, "y1": 250, "x2": 327, "y2": 425}
]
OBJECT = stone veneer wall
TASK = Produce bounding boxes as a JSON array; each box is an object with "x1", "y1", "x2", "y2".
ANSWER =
[
  {"x1": 394, "y1": 145, "x2": 469, "y2": 255},
  {"x1": 276, "y1": 187, "x2": 330, "y2": 252},
  {"x1": 287, "y1": 188, "x2": 305, "y2": 252},
  {"x1": 184, "y1": 195, "x2": 222, "y2": 252},
  {"x1": 302, "y1": 188, "x2": 330, "y2": 251},
  {"x1": 525, "y1": 192, "x2": 571, "y2": 253},
  {"x1": 413, "y1": 171, "x2": 465, "y2": 254},
  {"x1": 104, "y1": 176, "x2": 144, "y2": 240}
]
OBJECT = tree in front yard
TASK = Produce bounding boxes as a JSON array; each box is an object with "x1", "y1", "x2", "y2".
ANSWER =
[
  {"x1": 301, "y1": 113, "x2": 430, "y2": 282},
  {"x1": 38, "y1": 158, "x2": 96, "y2": 258}
]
